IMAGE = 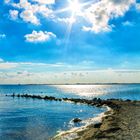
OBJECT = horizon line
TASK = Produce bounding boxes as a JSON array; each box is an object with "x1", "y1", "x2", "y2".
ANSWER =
[{"x1": 0, "y1": 83, "x2": 140, "y2": 85}]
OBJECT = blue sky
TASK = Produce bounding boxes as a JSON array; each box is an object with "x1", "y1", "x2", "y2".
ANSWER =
[{"x1": 0, "y1": 0, "x2": 140, "y2": 84}]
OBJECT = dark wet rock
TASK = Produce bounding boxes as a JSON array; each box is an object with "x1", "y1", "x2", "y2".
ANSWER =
[
  {"x1": 96, "y1": 104, "x2": 102, "y2": 107},
  {"x1": 92, "y1": 98, "x2": 98, "y2": 101},
  {"x1": 94, "y1": 123, "x2": 102, "y2": 128},
  {"x1": 11, "y1": 93, "x2": 15, "y2": 97},
  {"x1": 17, "y1": 94, "x2": 20, "y2": 97},
  {"x1": 44, "y1": 96, "x2": 56, "y2": 100},
  {"x1": 73, "y1": 118, "x2": 82, "y2": 123},
  {"x1": 62, "y1": 98, "x2": 69, "y2": 101},
  {"x1": 126, "y1": 99, "x2": 131, "y2": 102}
]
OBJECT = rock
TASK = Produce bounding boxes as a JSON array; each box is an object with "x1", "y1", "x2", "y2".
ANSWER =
[
  {"x1": 94, "y1": 122, "x2": 102, "y2": 128},
  {"x1": 96, "y1": 104, "x2": 102, "y2": 107},
  {"x1": 73, "y1": 118, "x2": 82, "y2": 123},
  {"x1": 17, "y1": 94, "x2": 20, "y2": 97},
  {"x1": 126, "y1": 99, "x2": 131, "y2": 102}
]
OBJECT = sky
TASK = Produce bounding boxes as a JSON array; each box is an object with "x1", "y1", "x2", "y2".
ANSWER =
[{"x1": 0, "y1": 0, "x2": 140, "y2": 84}]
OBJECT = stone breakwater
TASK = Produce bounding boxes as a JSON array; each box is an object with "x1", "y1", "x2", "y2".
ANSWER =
[{"x1": 6, "y1": 93, "x2": 121, "y2": 109}]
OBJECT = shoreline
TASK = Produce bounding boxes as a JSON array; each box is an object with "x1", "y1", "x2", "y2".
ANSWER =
[
  {"x1": 52, "y1": 107, "x2": 112, "y2": 140},
  {"x1": 73, "y1": 100, "x2": 140, "y2": 140},
  {"x1": 7, "y1": 94, "x2": 140, "y2": 140},
  {"x1": 53, "y1": 100, "x2": 140, "y2": 140}
]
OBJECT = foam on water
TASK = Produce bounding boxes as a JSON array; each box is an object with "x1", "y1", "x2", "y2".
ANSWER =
[{"x1": 53, "y1": 106, "x2": 111, "y2": 140}]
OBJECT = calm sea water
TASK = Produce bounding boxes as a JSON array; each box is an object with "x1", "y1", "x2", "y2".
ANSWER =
[{"x1": 0, "y1": 84, "x2": 140, "y2": 140}]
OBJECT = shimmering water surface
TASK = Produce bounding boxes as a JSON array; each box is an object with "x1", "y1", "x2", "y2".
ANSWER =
[{"x1": 0, "y1": 84, "x2": 140, "y2": 140}]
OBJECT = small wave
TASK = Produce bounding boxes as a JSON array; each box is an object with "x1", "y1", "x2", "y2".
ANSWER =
[{"x1": 52, "y1": 106, "x2": 111, "y2": 140}]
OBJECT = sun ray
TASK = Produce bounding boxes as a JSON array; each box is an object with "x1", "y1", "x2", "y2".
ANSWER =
[
  {"x1": 64, "y1": 0, "x2": 81, "y2": 48},
  {"x1": 53, "y1": 7, "x2": 69, "y2": 14},
  {"x1": 54, "y1": 0, "x2": 95, "y2": 15},
  {"x1": 54, "y1": 0, "x2": 96, "y2": 49}
]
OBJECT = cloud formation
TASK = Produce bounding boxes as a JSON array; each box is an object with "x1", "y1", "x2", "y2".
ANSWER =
[
  {"x1": 20, "y1": 10, "x2": 40, "y2": 25},
  {"x1": 122, "y1": 21, "x2": 133, "y2": 26},
  {"x1": 0, "y1": 34, "x2": 6, "y2": 39},
  {"x1": 32, "y1": 0, "x2": 55, "y2": 5},
  {"x1": 9, "y1": 10, "x2": 19, "y2": 20},
  {"x1": 0, "y1": 58, "x2": 4, "y2": 62},
  {"x1": 0, "y1": 59, "x2": 139, "y2": 84},
  {"x1": 25, "y1": 30, "x2": 56, "y2": 43},
  {"x1": 82, "y1": 0, "x2": 135, "y2": 33},
  {"x1": 0, "y1": 69, "x2": 140, "y2": 84},
  {"x1": 136, "y1": 3, "x2": 140, "y2": 10},
  {"x1": 4, "y1": 0, "x2": 140, "y2": 33},
  {"x1": 0, "y1": 62, "x2": 18, "y2": 69},
  {"x1": 11, "y1": 0, "x2": 53, "y2": 25}
]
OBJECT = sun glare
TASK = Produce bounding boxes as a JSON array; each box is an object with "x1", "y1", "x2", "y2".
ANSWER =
[{"x1": 69, "y1": 0, "x2": 81, "y2": 15}]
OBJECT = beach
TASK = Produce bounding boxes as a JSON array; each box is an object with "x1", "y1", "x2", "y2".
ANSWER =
[
  {"x1": 8, "y1": 93, "x2": 140, "y2": 140},
  {"x1": 1, "y1": 84, "x2": 140, "y2": 140},
  {"x1": 53, "y1": 100, "x2": 140, "y2": 140},
  {"x1": 71, "y1": 100, "x2": 140, "y2": 140}
]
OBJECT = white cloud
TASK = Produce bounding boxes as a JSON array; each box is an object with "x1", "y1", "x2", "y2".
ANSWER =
[
  {"x1": 36, "y1": 5, "x2": 54, "y2": 18},
  {"x1": 136, "y1": 3, "x2": 140, "y2": 11},
  {"x1": 9, "y1": 10, "x2": 19, "y2": 20},
  {"x1": 20, "y1": 10, "x2": 40, "y2": 25},
  {"x1": 0, "y1": 69, "x2": 140, "y2": 84},
  {"x1": 0, "y1": 58, "x2": 4, "y2": 62},
  {"x1": 17, "y1": 71, "x2": 32, "y2": 77},
  {"x1": 0, "y1": 62, "x2": 18, "y2": 69},
  {"x1": 12, "y1": 0, "x2": 31, "y2": 9},
  {"x1": 0, "y1": 60, "x2": 140, "y2": 84},
  {"x1": 11, "y1": 0, "x2": 40, "y2": 24},
  {"x1": 0, "y1": 61, "x2": 64, "y2": 70},
  {"x1": 4, "y1": 0, "x2": 10, "y2": 4},
  {"x1": 32, "y1": 0, "x2": 55, "y2": 5},
  {"x1": 0, "y1": 34, "x2": 6, "y2": 38},
  {"x1": 11, "y1": 0, "x2": 54, "y2": 25},
  {"x1": 82, "y1": 0, "x2": 135, "y2": 33},
  {"x1": 56, "y1": 17, "x2": 76, "y2": 24},
  {"x1": 25, "y1": 30, "x2": 56, "y2": 43},
  {"x1": 122, "y1": 21, "x2": 133, "y2": 26},
  {"x1": 5, "y1": 0, "x2": 140, "y2": 34}
]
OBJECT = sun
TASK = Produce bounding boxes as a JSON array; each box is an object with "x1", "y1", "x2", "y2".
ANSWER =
[{"x1": 68, "y1": 0, "x2": 81, "y2": 15}]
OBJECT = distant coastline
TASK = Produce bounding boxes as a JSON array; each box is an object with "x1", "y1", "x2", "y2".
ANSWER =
[{"x1": 0, "y1": 83, "x2": 140, "y2": 86}]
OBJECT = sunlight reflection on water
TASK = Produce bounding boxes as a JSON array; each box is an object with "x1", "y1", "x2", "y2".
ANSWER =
[
  {"x1": 53, "y1": 84, "x2": 140, "y2": 100},
  {"x1": 54, "y1": 85, "x2": 108, "y2": 97}
]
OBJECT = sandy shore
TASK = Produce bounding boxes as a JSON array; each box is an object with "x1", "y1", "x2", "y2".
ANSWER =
[{"x1": 73, "y1": 100, "x2": 140, "y2": 140}]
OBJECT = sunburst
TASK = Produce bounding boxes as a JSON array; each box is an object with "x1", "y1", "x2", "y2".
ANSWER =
[{"x1": 54, "y1": 0, "x2": 93, "y2": 48}]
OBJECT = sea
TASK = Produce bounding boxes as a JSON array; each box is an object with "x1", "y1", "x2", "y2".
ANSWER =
[{"x1": 0, "y1": 84, "x2": 140, "y2": 140}]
